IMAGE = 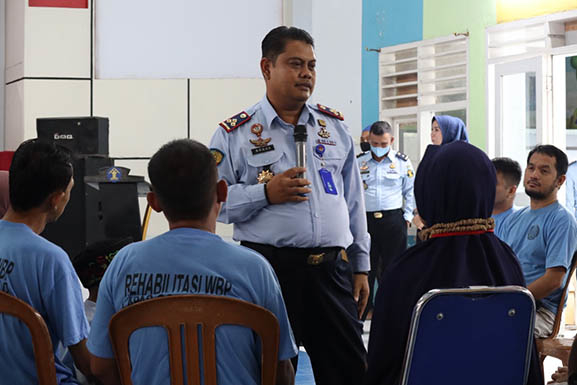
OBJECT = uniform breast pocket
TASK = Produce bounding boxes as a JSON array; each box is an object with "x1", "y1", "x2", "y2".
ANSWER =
[
  {"x1": 245, "y1": 149, "x2": 286, "y2": 182},
  {"x1": 313, "y1": 146, "x2": 347, "y2": 174}
]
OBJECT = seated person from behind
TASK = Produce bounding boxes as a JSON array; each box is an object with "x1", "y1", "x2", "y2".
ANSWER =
[
  {"x1": 0, "y1": 139, "x2": 92, "y2": 384},
  {"x1": 491, "y1": 157, "x2": 522, "y2": 238},
  {"x1": 364, "y1": 141, "x2": 542, "y2": 385},
  {"x1": 500, "y1": 145, "x2": 577, "y2": 338},
  {"x1": 87, "y1": 139, "x2": 297, "y2": 385},
  {"x1": 73, "y1": 237, "x2": 133, "y2": 324}
]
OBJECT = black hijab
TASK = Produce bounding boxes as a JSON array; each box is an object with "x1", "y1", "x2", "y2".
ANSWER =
[{"x1": 364, "y1": 142, "x2": 542, "y2": 385}]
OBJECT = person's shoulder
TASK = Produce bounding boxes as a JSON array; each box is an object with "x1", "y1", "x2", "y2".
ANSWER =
[
  {"x1": 393, "y1": 150, "x2": 409, "y2": 162},
  {"x1": 311, "y1": 103, "x2": 345, "y2": 121},
  {"x1": 215, "y1": 103, "x2": 261, "y2": 134},
  {"x1": 549, "y1": 202, "x2": 577, "y2": 224},
  {"x1": 356, "y1": 151, "x2": 371, "y2": 160}
]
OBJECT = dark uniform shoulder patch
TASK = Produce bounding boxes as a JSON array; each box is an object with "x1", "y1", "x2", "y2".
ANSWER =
[
  {"x1": 356, "y1": 151, "x2": 368, "y2": 158},
  {"x1": 219, "y1": 111, "x2": 251, "y2": 133},
  {"x1": 316, "y1": 104, "x2": 344, "y2": 121},
  {"x1": 396, "y1": 151, "x2": 409, "y2": 161}
]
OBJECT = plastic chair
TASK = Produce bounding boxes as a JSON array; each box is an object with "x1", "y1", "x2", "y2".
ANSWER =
[
  {"x1": 535, "y1": 252, "x2": 577, "y2": 368},
  {"x1": 400, "y1": 286, "x2": 535, "y2": 385},
  {"x1": 108, "y1": 295, "x2": 280, "y2": 385},
  {"x1": 0, "y1": 290, "x2": 57, "y2": 385}
]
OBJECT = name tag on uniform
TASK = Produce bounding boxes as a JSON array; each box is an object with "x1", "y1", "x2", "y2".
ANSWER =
[{"x1": 319, "y1": 168, "x2": 338, "y2": 195}]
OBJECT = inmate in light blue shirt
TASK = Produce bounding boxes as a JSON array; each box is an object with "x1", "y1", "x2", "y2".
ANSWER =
[
  {"x1": 500, "y1": 202, "x2": 577, "y2": 313},
  {"x1": 209, "y1": 96, "x2": 370, "y2": 272},
  {"x1": 87, "y1": 228, "x2": 298, "y2": 385},
  {"x1": 566, "y1": 161, "x2": 577, "y2": 217},
  {"x1": 357, "y1": 150, "x2": 415, "y2": 221},
  {"x1": 493, "y1": 205, "x2": 519, "y2": 239},
  {"x1": 0, "y1": 220, "x2": 89, "y2": 385}
]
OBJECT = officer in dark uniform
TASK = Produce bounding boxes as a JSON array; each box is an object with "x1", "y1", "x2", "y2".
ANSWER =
[
  {"x1": 209, "y1": 26, "x2": 370, "y2": 385},
  {"x1": 357, "y1": 121, "x2": 415, "y2": 320}
]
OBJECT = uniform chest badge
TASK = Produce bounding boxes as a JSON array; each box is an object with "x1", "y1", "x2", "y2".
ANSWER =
[
  {"x1": 317, "y1": 119, "x2": 331, "y2": 139},
  {"x1": 407, "y1": 169, "x2": 414, "y2": 178},
  {"x1": 257, "y1": 169, "x2": 274, "y2": 184},
  {"x1": 363, "y1": 181, "x2": 368, "y2": 190},
  {"x1": 360, "y1": 161, "x2": 369, "y2": 171},
  {"x1": 389, "y1": 163, "x2": 396, "y2": 169},
  {"x1": 249, "y1": 123, "x2": 272, "y2": 147}
]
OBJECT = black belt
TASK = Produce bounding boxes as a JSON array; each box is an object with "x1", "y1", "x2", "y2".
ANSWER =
[
  {"x1": 240, "y1": 241, "x2": 346, "y2": 265},
  {"x1": 367, "y1": 208, "x2": 402, "y2": 219}
]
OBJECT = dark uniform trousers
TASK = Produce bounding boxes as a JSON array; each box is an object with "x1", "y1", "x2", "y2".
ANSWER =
[
  {"x1": 364, "y1": 209, "x2": 407, "y2": 318},
  {"x1": 241, "y1": 241, "x2": 367, "y2": 385}
]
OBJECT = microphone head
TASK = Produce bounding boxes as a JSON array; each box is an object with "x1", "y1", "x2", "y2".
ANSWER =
[
  {"x1": 294, "y1": 125, "x2": 307, "y2": 142},
  {"x1": 360, "y1": 141, "x2": 371, "y2": 152}
]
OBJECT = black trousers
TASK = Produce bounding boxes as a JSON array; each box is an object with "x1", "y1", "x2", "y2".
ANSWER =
[
  {"x1": 241, "y1": 242, "x2": 367, "y2": 385},
  {"x1": 364, "y1": 209, "x2": 407, "y2": 317}
]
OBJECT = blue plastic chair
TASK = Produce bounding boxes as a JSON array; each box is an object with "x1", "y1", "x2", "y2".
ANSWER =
[{"x1": 400, "y1": 286, "x2": 535, "y2": 385}]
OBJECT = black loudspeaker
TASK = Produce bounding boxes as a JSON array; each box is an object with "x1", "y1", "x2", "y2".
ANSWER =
[
  {"x1": 42, "y1": 156, "x2": 144, "y2": 259},
  {"x1": 37, "y1": 117, "x2": 109, "y2": 155}
]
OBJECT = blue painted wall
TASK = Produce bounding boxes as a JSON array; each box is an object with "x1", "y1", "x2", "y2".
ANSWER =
[{"x1": 362, "y1": 0, "x2": 423, "y2": 128}]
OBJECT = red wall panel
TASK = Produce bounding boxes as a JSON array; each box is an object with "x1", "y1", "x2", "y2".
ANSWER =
[{"x1": 29, "y1": 0, "x2": 88, "y2": 8}]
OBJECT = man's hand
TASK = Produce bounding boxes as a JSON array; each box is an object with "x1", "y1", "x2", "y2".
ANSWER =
[
  {"x1": 353, "y1": 273, "x2": 369, "y2": 318},
  {"x1": 266, "y1": 167, "x2": 311, "y2": 204},
  {"x1": 412, "y1": 214, "x2": 425, "y2": 230},
  {"x1": 549, "y1": 366, "x2": 568, "y2": 384}
]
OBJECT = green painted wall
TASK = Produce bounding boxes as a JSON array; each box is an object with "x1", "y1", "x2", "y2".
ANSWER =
[{"x1": 423, "y1": 0, "x2": 497, "y2": 149}]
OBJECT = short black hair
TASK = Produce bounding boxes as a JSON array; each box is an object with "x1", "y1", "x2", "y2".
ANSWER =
[
  {"x1": 262, "y1": 26, "x2": 314, "y2": 63},
  {"x1": 492, "y1": 157, "x2": 522, "y2": 187},
  {"x1": 527, "y1": 145, "x2": 568, "y2": 178},
  {"x1": 370, "y1": 121, "x2": 393, "y2": 136},
  {"x1": 9, "y1": 139, "x2": 73, "y2": 212},
  {"x1": 148, "y1": 139, "x2": 217, "y2": 222}
]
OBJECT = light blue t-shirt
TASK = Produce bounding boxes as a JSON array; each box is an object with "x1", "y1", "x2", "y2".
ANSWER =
[
  {"x1": 87, "y1": 228, "x2": 297, "y2": 385},
  {"x1": 0, "y1": 220, "x2": 89, "y2": 385},
  {"x1": 493, "y1": 205, "x2": 519, "y2": 239},
  {"x1": 500, "y1": 202, "x2": 577, "y2": 313}
]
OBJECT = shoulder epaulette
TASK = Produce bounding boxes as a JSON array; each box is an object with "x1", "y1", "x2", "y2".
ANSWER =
[
  {"x1": 396, "y1": 151, "x2": 409, "y2": 161},
  {"x1": 356, "y1": 151, "x2": 368, "y2": 158},
  {"x1": 316, "y1": 104, "x2": 344, "y2": 121},
  {"x1": 219, "y1": 111, "x2": 251, "y2": 133}
]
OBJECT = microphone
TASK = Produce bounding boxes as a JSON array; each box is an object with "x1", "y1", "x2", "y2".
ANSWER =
[{"x1": 294, "y1": 125, "x2": 307, "y2": 179}]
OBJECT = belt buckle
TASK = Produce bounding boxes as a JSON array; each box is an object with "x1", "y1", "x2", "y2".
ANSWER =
[
  {"x1": 374, "y1": 212, "x2": 383, "y2": 219},
  {"x1": 307, "y1": 253, "x2": 325, "y2": 265}
]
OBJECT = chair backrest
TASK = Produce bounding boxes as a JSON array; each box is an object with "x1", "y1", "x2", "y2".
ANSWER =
[
  {"x1": 0, "y1": 291, "x2": 57, "y2": 385},
  {"x1": 547, "y1": 252, "x2": 577, "y2": 339},
  {"x1": 109, "y1": 295, "x2": 280, "y2": 385},
  {"x1": 400, "y1": 286, "x2": 535, "y2": 385}
]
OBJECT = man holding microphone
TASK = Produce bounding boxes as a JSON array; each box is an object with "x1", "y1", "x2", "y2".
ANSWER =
[{"x1": 209, "y1": 26, "x2": 370, "y2": 385}]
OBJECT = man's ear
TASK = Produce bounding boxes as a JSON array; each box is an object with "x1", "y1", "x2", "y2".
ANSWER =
[
  {"x1": 216, "y1": 179, "x2": 228, "y2": 203},
  {"x1": 508, "y1": 184, "x2": 518, "y2": 197},
  {"x1": 260, "y1": 57, "x2": 271, "y2": 81},
  {"x1": 146, "y1": 191, "x2": 163, "y2": 213},
  {"x1": 558, "y1": 174, "x2": 567, "y2": 189}
]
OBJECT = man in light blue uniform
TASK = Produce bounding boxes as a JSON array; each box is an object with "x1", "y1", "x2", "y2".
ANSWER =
[
  {"x1": 357, "y1": 121, "x2": 414, "y2": 320},
  {"x1": 491, "y1": 157, "x2": 522, "y2": 238},
  {"x1": 209, "y1": 26, "x2": 369, "y2": 384},
  {"x1": 566, "y1": 161, "x2": 577, "y2": 217},
  {"x1": 88, "y1": 139, "x2": 297, "y2": 385},
  {"x1": 500, "y1": 145, "x2": 577, "y2": 337},
  {"x1": 0, "y1": 139, "x2": 92, "y2": 384}
]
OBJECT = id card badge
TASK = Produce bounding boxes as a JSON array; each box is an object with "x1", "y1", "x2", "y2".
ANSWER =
[{"x1": 319, "y1": 168, "x2": 338, "y2": 195}]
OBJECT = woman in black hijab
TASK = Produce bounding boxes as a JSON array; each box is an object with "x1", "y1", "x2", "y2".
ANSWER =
[{"x1": 364, "y1": 141, "x2": 542, "y2": 385}]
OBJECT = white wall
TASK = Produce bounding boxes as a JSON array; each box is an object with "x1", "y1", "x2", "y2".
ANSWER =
[
  {"x1": 4, "y1": 0, "x2": 363, "y2": 240},
  {"x1": 292, "y1": 0, "x2": 363, "y2": 137}
]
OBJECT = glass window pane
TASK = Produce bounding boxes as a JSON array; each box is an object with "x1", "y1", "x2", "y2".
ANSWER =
[
  {"x1": 398, "y1": 121, "x2": 419, "y2": 167},
  {"x1": 566, "y1": 56, "x2": 577, "y2": 162},
  {"x1": 501, "y1": 72, "x2": 537, "y2": 170}
]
